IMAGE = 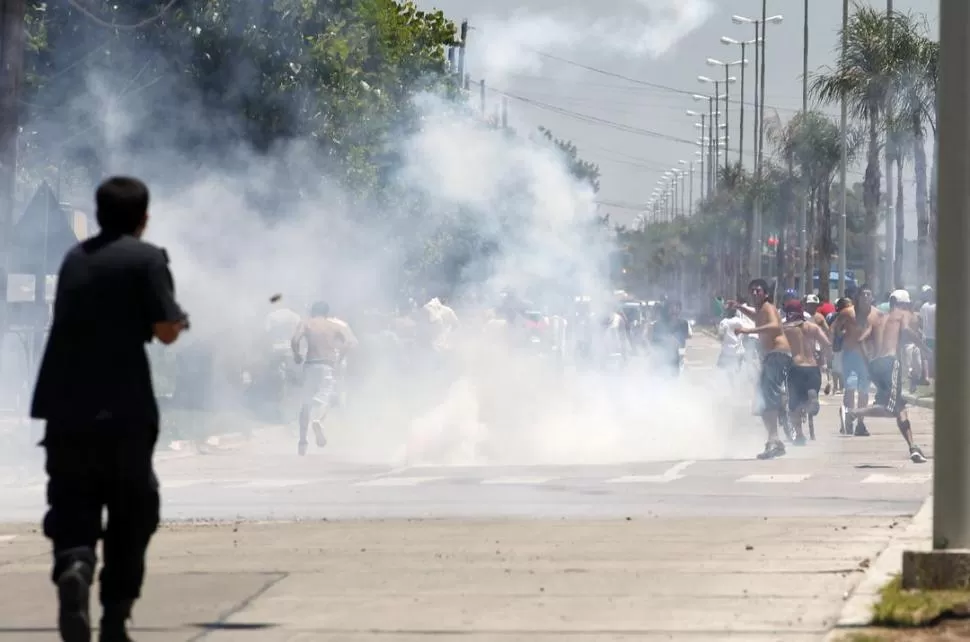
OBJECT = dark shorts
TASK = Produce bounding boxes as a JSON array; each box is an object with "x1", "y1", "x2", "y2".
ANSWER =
[
  {"x1": 788, "y1": 365, "x2": 822, "y2": 412},
  {"x1": 870, "y1": 355, "x2": 905, "y2": 414},
  {"x1": 756, "y1": 351, "x2": 792, "y2": 415}
]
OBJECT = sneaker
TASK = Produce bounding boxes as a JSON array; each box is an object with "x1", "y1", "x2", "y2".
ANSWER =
[
  {"x1": 57, "y1": 560, "x2": 92, "y2": 642},
  {"x1": 854, "y1": 421, "x2": 871, "y2": 437},
  {"x1": 910, "y1": 445, "x2": 928, "y2": 464},
  {"x1": 756, "y1": 440, "x2": 786, "y2": 460},
  {"x1": 297, "y1": 440, "x2": 308, "y2": 456},
  {"x1": 793, "y1": 435, "x2": 807, "y2": 447},
  {"x1": 823, "y1": 383, "x2": 832, "y2": 396}
]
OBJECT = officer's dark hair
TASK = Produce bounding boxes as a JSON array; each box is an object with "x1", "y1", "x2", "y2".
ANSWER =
[
  {"x1": 310, "y1": 301, "x2": 330, "y2": 317},
  {"x1": 95, "y1": 176, "x2": 149, "y2": 235}
]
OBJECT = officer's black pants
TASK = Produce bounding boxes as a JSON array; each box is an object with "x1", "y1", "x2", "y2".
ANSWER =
[{"x1": 41, "y1": 420, "x2": 160, "y2": 605}]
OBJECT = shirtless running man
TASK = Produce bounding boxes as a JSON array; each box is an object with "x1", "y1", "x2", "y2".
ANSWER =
[
  {"x1": 840, "y1": 290, "x2": 928, "y2": 463},
  {"x1": 830, "y1": 286, "x2": 880, "y2": 436},
  {"x1": 291, "y1": 301, "x2": 359, "y2": 456},
  {"x1": 730, "y1": 279, "x2": 793, "y2": 460},
  {"x1": 782, "y1": 299, "x2": 831, "y2": 444}
]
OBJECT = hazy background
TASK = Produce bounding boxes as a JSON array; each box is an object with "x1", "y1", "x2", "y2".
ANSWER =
[{"x1": 418, "y1": 0, "x2": 938, "y2": 235}]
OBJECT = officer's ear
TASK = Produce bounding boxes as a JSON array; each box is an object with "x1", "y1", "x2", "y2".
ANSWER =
[{"x1": 135, "y1": 212, "x2": 149, "y2": 238}]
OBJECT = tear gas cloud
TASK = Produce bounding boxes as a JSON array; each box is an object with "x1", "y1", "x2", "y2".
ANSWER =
[
  {"x1": 469, "y1": 0, "x2": 715, "y2": 80},
  {"x1": 12, "y1": 0, "x2": 766, "y2": 469}
]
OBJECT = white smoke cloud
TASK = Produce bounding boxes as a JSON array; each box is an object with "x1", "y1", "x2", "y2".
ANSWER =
[
  {"x1": 470, "y1": 0, "x2": 716, "y2": 80},
  {"x1": 8, "y1": 0, "x2": 770, "y2": 475}
]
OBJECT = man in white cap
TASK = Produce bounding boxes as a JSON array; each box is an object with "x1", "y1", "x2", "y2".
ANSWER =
[{"x1": 838, "y1": 289, "x2": 929, "y2": 463}]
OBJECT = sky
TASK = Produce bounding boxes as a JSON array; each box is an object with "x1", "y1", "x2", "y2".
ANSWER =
[{"x1": 414, "y1": 0, "x2": 939, "y2": 237}]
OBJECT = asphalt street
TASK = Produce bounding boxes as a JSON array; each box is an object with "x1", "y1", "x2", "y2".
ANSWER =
[
  {"x1": 0, "y1": 335, "x2": 933, "y2": 522},
  {"x1": 0, "y1": 334, "x2": 935, "y2": 641}
]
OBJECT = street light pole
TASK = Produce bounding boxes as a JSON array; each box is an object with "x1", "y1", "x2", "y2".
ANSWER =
[
  {"x1": 924, "y1": 0, "x2": 970, "y2": 561},
  {"x1": 800, "y1": 0, "x2": 811, "y2": 292},
  {"x1": 839, "y1": 0, "x2": 849, "y2": 297},
  {"x1": 733, "y1": 12, "x2": 784, "y2": 280}
]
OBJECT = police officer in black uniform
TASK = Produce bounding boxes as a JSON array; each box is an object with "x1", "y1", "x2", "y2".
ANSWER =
[{"x1": 31, "y1": 176, "x2": 188, "y2": 642}]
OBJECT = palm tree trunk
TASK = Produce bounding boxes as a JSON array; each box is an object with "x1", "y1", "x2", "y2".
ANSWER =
[
  {"x1": 863, "y1": 114, "x2": 882, "y2": 288},
  {"x1": 806, "y1": 187, "x2": 817, "y2": 295},
  {"x1": 818, "y1": 184, "x2": 833, "y2": 304},
  {"x1": 913, "y1": 133, "x2": 930, "y2": 286},
  {"x1": 894, "y1": 156, "x2": 905, "y2": 288}
]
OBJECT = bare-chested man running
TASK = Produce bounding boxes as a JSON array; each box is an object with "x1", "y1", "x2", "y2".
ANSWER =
[
  {"x1": 839, "y1": 290, "x2": 928, "y2": 463},
  {"x1": 830, "y1": 286, "x2": 880, "y2": 436},
  {"x1": 291, "y1": 301, "x2": 359, "y2": 456},
  {"x1": 782, "y1": 299, "x2": 831, "y2": 444},
  {"x1": 730, "y1": 279, "x2": 793, "y2": 460}
]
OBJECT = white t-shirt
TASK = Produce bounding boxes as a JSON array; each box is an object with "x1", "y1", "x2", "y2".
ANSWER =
[
  {"x1": 717, "y1": 314, "x2": 753, "y2": 357},
  {"x1": 920, "y1": 302, "x2": 936, "y2": 340},
  {"x1": 265, "y1": 308, "x2": 302, "y2": 347}
]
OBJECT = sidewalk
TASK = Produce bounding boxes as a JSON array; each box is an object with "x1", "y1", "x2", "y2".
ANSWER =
[{"x1": 0, "y1": 515, "x2": 916, "y2": 641}]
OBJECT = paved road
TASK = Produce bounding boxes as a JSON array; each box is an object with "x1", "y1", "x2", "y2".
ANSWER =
[
  {"x1": 0, "y1": 334, "x2": 934, "y2": 640},
  {"x1": 0, "y1": 335, "x2": 932, "y2": 523}
]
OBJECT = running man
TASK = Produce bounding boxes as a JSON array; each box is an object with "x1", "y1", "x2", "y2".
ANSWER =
[
  {"x1": 783, "y1": 299, "x2": 831, "y2": 443},
  {"x1": 830, "y1": 286, "x2": 880, "y2": 436},
  {"x1": 804, "y1": 294, "x2": 833, "y2": 395},
  {"x1": 291, "y1": 301, "x2": 358, "y2": 456},
  {"x1": 730, "y1": 279, "x2": 793, "y2": 460},
  {"x1": 839, "y1": 290, "x2": 928, "y2": 463}
]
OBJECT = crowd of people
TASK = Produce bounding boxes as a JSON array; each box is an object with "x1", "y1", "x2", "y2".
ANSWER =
[
  {"x1": 716, "y1": 280, "x2": 936, "y2": 462},
  {"x1": 264, "y1": 291, "x2": 696, "y2": 455}
]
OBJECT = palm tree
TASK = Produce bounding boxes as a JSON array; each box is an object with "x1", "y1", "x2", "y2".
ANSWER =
[
  {"x1": 812, "y1": 6, "x2": 915, "y2": 291},
  {"x1": 770, "y1": 111, "x2": 862, "y2": 302},
  {"x1": 892, "y1": 28, "x2": 938, "y2": 284}
]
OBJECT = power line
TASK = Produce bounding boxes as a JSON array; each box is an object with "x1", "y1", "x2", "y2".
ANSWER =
[
  {"x1": 526, "y1": 49, "x2": 820, "y2": 116},
  {"x1": 67, "y1": 0, "x2": 180, "y2": 30}
]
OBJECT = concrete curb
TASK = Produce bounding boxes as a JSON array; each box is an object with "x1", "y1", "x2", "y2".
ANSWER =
[{"x1": 824, "y1": 496, "x2": 933, "y2": 640}]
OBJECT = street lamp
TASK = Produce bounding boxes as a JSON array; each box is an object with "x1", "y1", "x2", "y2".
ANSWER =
[
  {"x1": 733, "y1": 10, "x2": 784, "y2": 281},
  {"x1": 698, "y1": 76, "x2": 733, "y2": 177},
  {"x1": 731, "y1": 13, "x2": 783, "y2": 172},
  {"x1": 710, "y1": 53, "x2": 750, "y2": 169},
  {"x1": 693, "y1": 93, "x2": 718, "y2": 197},
  {"x1": 679, "y1": 159, "x2": 695, "y2": 216}
]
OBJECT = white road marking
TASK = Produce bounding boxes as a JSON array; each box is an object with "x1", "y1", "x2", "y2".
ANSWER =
[
  {"x1": 737, "y1": 474, "x2": 812, "y2": 483},
  {"x1": 0, "y1": 535, "x2": 16, "y2": 543},
  {"x1": 481, "y1": 477, "x2": 556, "y2": 485},
  {"x1": 606, "y1": 461, "x2": 696, "y2": 484},
  {"x1": 606, "y1": 475, "x2": 676, "y2": 483},
  {"x1": 862, "y1": 473, "x2": 932, "y2": 484},
  {"x1": 229, "y1": 479, "x2": 314, "y2": 489},
  {"x1": 163, "y1": 480, "x2": 212, "y2": 489},
  {"x1": 355, "y1": 476, "x2": 444, "y2": 487}
]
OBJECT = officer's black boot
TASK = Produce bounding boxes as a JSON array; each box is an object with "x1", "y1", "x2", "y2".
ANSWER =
[
  {"x1": 99, "y1": 600, "x2": 134, "y2": 642},
  {"x1": 57, "y1": 559, "x2": 94, "y2": 642}
]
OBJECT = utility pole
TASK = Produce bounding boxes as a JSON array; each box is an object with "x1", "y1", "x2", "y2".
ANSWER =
[
  {"x1": 838, "y1": 0, "x2": 849, "y2": 297},
  {"x1": 479, "y1": 79, "x2": 486, "y2": 117},
  {"x1": 457, "y1": 20, "x2": 468, "y2": 85},
  {"x1": 884, "y1": 0, "x2": 895, "y2": 291},
  {"x1": 900, "y1": 0, "x2": 970, "y2": 590},
  {"x1": 739, "y1": 41, "x2": 747, "y2": 168},
  {"x1": 501, "y1": 96, "x2": 508, "y2": 129},
  {"x1": 0, "y1": 0, "x2": 25, "y2": 277},
  {"x1": 799, "y1": 0, "x2": 810, "y2": 292}
]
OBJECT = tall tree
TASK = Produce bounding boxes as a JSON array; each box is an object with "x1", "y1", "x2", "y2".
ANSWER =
[
  {"x1": 536, "y1": 127, "x2": 600, "y2": 193},
  {"x1": 812, "y1": 7, "x2": 916, "y2": 291}
]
